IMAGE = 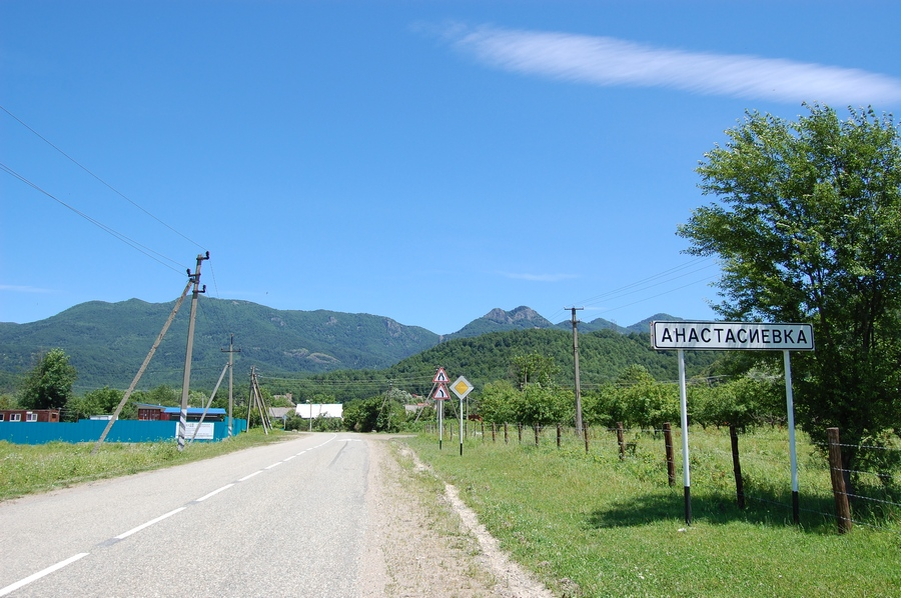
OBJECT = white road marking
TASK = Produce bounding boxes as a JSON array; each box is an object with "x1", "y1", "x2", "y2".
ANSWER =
[
  {"x1": 196, "y1": 483, "x2": 235, "y2": 502},
  {"x1": 239, "y1": 470, "x2": 263, "y2": 482},
  {"x1": 264, "y1": 461, "x2": 284, "y2": 470},
  {"x1": 0, "y1": 553, "x2": 90, "y2": 597},
  {"x1": 115, "y1": 507, "x2": 187, "y2": 540}
]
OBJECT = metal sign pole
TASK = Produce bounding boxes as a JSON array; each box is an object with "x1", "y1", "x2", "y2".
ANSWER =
[
  {"x1": 784, "y1": 350, "x2": 800, "y2": 524},
  {"x1": 678, "y1": 349, "x2": 691, "y2": 525}
]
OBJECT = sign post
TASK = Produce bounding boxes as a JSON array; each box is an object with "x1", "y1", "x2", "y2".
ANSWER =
[
  {"x1": 432, "y1": 368, "x2": 450, "y2": 450},
  {"x1": 651, "y1": 321, "x2": 814, "y2": 525},
  {"x1": 450, "y1": 376, "x2": 474, "y2": 456}
]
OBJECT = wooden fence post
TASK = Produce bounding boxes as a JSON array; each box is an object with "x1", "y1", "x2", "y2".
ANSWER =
[
  {"x1": 491, "y1": 422, "x2": 496, "y2": 443},
  {"x1": 518, "y1": 423, "x2": 523, "y2": 443},
  {"x1": 730, "y1": 425, "x2": 745, "y2": 509},
  {"x1": 557, "y1": 424, "x2": 562, "y2": 448},
  {"x1": 534, "y1": 424, "x2": 540, "y2": 446},
  {"x1": 504, "y1": 423, "x2": 508, "y2": 444},
  {"x1": 584, "y1": 425, "x2": 590, "y2": 454},
  {"x1": 827, "y1": 427, "x2": 853, "y2": 533},
  {"x1": 617, "y1": 422, "x2": 625, "y2": 460},
  {"x1": 663, "y1": 423, "x2": 676, "y2": 487}
]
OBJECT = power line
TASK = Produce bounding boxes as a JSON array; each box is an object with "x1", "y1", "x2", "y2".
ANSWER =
[
  {"x1": 0, "y1": 161, "x2": 185, "y2": 274},
  {"x1": 0, "y1": 104, "x2": 206, "y2": 252}
]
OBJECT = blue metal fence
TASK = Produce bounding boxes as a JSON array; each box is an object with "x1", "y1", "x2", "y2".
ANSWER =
[{"x1": 0, "y1": 419, "x2": 248, "y2": 445}]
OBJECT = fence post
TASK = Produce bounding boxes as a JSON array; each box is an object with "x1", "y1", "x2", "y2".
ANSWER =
[
  {"x1": 617, "y1": 422, "x2": 625, "y2": 460},
  {"x1": 491, "y1": 422, "x2": 496, "y2": 443},
  {"x1": 584, "y1": 425, "x2": 590, "y2": 454},
  {"x1": 518, "y1": 423, "x2": 523, "y2": 443},
  {"x1": 557, "y1": 424, "x2": 562, "y2": 448},
  {"x1": 504, "y1": 423, "x2": 509, "y2": 444},
  {"x1": 481, "y1": 421, "x2": 485, "y2": 442},
  {"x1": 730, "y1": 425, "x2": 745, "y2": 509},
  {"x1": 534, "y1": 424, "x2": 540, "y2": 446},
  {"x1": 827, "y1": 427, "x2": 853, "y2": 533},
  {"x1": 663, "y1": 423, "x2": 676, "y2": 487}
]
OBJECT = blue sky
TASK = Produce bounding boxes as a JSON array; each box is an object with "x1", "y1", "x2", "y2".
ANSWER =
[{"x1": 2, "y1": 1, "x2": 900, "y2": 335}]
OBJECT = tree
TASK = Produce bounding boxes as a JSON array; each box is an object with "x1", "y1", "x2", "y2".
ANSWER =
[
  {"x1": 477, "y1": 380, "x2": 518, "y2": 424},
  {"x1": 20, "y1": 348, "x2": 77, "y2": 410},
  {"x1": 511, "y1": 353, "x2": 559, "y2": 388},
  {"x1": 678, "y1": 104, "x2": 901, "y2": 480},
  {"x1": 67, "y1": 386, "x2": 133, "y2": 421}
]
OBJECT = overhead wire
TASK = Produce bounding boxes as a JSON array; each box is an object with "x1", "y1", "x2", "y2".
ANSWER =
[
  {"x1": 0, "y1": 104, "x2": 206, "y2": 252},
  {"x1": 0, "y1": 161, "x2": 186, "y2": 274},
  {"x1": 545, "y1": 256, "x2": 719, "y2": 324}
]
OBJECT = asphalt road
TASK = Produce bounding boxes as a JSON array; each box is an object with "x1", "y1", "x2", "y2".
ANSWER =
[{"x1": 0, "y1": 433, "x2": 375, "y2": 597}]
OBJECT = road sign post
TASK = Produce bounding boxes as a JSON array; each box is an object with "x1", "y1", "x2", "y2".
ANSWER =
[
  {"x1": 433, "y1": 381, "x2": 450, "y2": 450},
  {"x1": 651, "y1": 321, "x2": 814, "y2": 525},
  {"x1": 450, "y1": 376, "x2": 474, "y2": 456}
]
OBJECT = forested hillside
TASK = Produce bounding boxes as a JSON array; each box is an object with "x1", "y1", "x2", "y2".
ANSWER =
[
  {"x1": 277, "y1": 328, "x2": 720, "y2": 402},
  {"x1": 0, "y1": 297, "x2": 439, "y2": 391}
]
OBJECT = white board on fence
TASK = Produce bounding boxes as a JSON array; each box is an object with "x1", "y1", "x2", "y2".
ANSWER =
[{"x1": 175, "y1": 422, "x2": 214, "y2": 440}]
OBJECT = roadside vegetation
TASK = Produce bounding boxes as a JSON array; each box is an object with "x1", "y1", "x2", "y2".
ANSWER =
[
  {"x1": 0, "y1": 428, "x2": 290, "y2": 501},
  {"x1": 404, "y1": 428, "x2": 900, "y2": 598}
]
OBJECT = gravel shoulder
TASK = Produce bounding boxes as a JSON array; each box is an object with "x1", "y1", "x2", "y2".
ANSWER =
[{"x1": 360, "y1": 436, "x2": 555, "y2": 598}]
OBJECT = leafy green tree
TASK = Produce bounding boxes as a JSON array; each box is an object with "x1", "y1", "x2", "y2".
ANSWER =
[
  {"x1": 343, "y1": 394, "x2": 405, "y2": 432},
  {"x1": 613, "y1": 365, "x2": 679, "y2": 430},
  {"x1": 476, "y1": 380, "x2": 518, "y2": 424},
  {"x1": 20, "y1": 348, "x2": 77, "y2": 410},
  {"x1": 678, "y1": 104, "x2": 901, "y2": 479},
  {"x1": 512, "y1": 384, "x2": 570, "y2": 427},
  {"x1": 67, "y1": 386, "x2": 134, "y2": 420},
  {"x1": 511, "y1": 353, "x2": 559, "y2": 388},
  {"x1": 690, "y1": 375, "x2": 782, "y2": 429}
]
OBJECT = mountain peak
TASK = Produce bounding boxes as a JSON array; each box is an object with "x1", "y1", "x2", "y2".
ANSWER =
[{"x1": 483, "y1": 306, "x2": 546, "y2": 325}]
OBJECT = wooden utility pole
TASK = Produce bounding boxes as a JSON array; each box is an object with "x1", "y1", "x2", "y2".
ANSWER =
[
  {"x1": 221, "y1": 335, "x2": 240, "y2": 438},
  {"x1": 177, "y1": 252, "x2": 209, "y2": 452},
  {"x1": 92, "y1": 278, "x2": 193, "y2": 454},
  {"x1": 566, "y1": 307, "x2": 585, "y2": 436}
]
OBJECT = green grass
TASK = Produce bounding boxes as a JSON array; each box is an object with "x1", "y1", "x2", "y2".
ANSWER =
[
  {"x1": 0, "y1": 428, "x2": 291, "y2": 501},
  {"x1": 404, "y1": 426, "x2": 901, "y2": 598}
]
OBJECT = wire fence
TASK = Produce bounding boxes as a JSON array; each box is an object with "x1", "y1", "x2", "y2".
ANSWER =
[{"x1": 424, "y1": 420, "x2": 901, "y2": 533}]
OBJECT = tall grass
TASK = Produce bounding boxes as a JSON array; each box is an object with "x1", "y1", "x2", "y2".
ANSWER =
[
  {"x1": 0, "y1": 428, "x2": 288, "y2": 501},
  {"x1": 405, "y1": 425, "x2": 901, "y2": 597}
]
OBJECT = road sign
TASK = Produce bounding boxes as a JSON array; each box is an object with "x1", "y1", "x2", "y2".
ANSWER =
[
  {"x1": 450, "y1": 376, "x2": 473, "y2": 399},
  {"x1": 651, "y1": 321, "x2": 814, "y2": 351},
  {"x1": 433, "y1": 383, "x2": 450, "y2": 401},
  {"x1": 433, "y1": 367, "x2": 449, "y2": 384}
]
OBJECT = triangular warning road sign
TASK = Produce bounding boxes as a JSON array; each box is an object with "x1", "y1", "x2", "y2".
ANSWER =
[
  {"x1": 433, "y1": 367, "x2": 449, "y2": 384},
  {"x1": 433, "y1": 383, "x2": 450, "y2": 400}
]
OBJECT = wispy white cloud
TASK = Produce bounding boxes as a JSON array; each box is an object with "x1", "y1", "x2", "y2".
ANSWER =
[
  {"x1": 0, "y1": 285, "x2": 55, "y2": 294},
  {"x1": 445, "y1": 25, "x2": 901, "y2": 105},
  {"x1": 500, "y1": 272, "x2": 578, "y2": 282}
]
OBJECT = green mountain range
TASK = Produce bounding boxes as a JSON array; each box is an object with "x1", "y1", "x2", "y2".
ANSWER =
[{"x1": 0, "y1": 297, "x2": 687, "y2": 393}]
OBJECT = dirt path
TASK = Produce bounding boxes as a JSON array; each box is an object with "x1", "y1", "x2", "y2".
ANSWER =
[{"x1": 360, "y1": 438, "x2": 555, "y2": 598}]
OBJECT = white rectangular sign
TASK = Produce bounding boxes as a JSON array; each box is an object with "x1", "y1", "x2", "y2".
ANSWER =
[
  {"x1": 651, "y1": 321, "x2": 814, "y2": 351},
  {"x1": 174, "y1": 422, "x2": 214, "y2": 440}
]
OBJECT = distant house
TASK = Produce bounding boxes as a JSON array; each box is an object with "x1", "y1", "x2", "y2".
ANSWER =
[
  {"x1": 295, "y1": 404, "x2": 343, "y2": 419},
  {"x1": 269, "y1": 407, "x2": 294, "y2": 422},
  {"x1": 0, "y1": 409, "x2": 60, "y2": 423},
  {"x1": 136, "y1": 403, "x2": 226, "y2": 422}
]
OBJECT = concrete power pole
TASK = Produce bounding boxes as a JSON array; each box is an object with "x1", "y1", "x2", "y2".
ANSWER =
[
  {"x1": 566, "y1": 306, "x2": 584, "y2": 437},
  {"x1": 177, "y1": 252, "x2": 209, "y2": 452},
  {"x1": 222, "y1": 334, "x2": 240, "y2": 438}
]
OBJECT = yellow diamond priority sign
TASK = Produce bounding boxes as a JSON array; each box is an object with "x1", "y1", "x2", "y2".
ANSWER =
[{"x1": 450, "y1": 376, "x2": 473, "y2": 400}]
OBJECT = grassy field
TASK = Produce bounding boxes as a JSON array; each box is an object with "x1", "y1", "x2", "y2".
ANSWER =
[
  {"x1": 0, "y1": 428, "x2": 290, "y2": 501},
  {"x1": 404, "y1": 425, "x2": 901, "y2": 598}
]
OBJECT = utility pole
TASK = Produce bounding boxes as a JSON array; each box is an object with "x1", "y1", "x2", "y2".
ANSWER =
[
  {"x1": 221, "y1": 334, "x2": 240, "y2": 438},
  {"x1": 566, "y1": 306, "x2": 585, "y2": 437},
  {"x1": 177, "y1": 252, "x2": 209, "y2": 452}
]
